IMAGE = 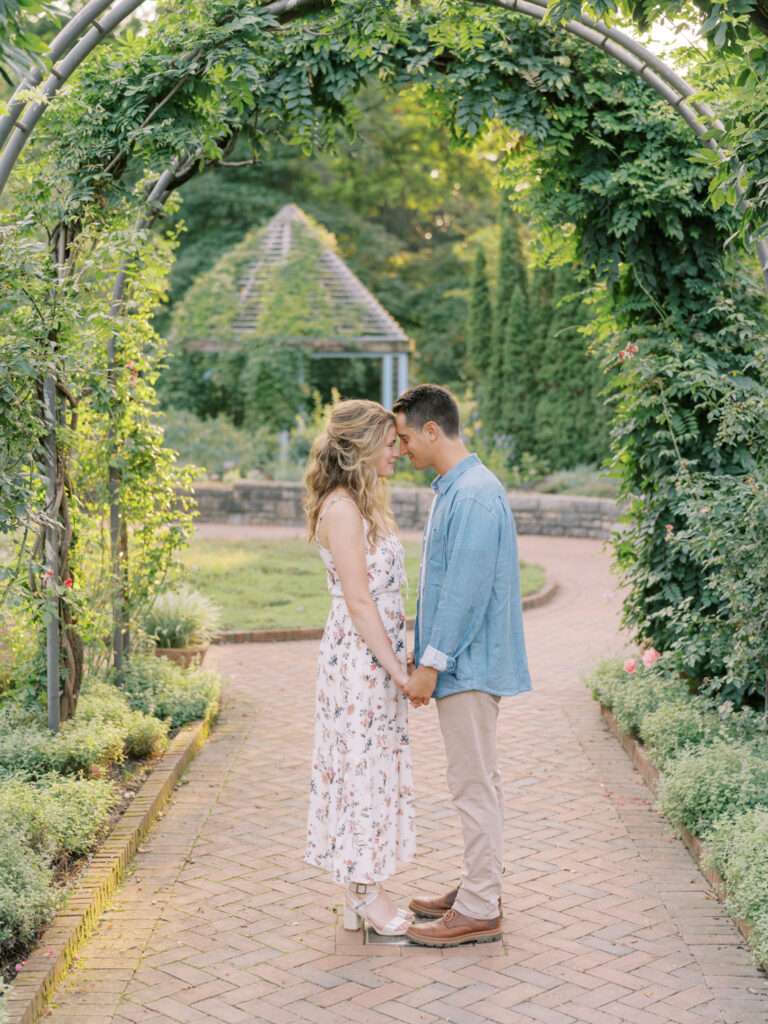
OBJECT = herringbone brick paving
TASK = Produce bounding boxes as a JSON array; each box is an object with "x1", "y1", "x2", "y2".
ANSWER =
[{"x1": 42, "y1": 535, "x2": 768, "y2": 1023}]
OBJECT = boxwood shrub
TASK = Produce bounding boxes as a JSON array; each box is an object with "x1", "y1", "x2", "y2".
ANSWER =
[
  {"x1": 0, "y1": 833, "x2": 57, "y2": 960},
  {"x1": 657, "y1": 740, "x2": 768, "y2": 836},
  {"x1": 704, "y1": 808, "x2": 768, "y2": 965},
  {"x1": 120, "y1": 655, "x2": 221, "y2": 729},
  {"x1": 0, "y1": 776, "x2": 118, "y2": 861},
  {"x1": 639, "y1": 700, "x2": 720, "y2": 769}
]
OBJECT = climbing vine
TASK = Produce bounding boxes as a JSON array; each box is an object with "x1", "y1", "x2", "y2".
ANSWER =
[{"x1": 2, "y1": 0, "x2": 768, "y2": 710}]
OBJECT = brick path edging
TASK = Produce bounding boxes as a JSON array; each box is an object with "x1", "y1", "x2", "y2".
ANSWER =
[
  {"x1": 599, "y1": 703, "x2": 758, "y2": 959},
  {"x1": 3, "y1": 701, "x2": 220, "y2": 1024},
  {"x1": 211, "y1": 580, "x2": 560, "y2": 645}
]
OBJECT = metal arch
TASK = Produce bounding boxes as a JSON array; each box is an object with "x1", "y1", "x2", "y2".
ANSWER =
[
  {"x1": 0, "y1": 0, "x2": 765, "y2": 286},
  {"x1": 483, "y1": 0, "x2": 768, "y2": 287},
  {"x1": 0, "y1": 0, "x2": 310, "y2": 194}
]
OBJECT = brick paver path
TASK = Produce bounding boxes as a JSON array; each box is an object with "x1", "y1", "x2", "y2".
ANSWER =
[{"x1": 44, "y1": 536, "x2": 768, "y2": 1024}]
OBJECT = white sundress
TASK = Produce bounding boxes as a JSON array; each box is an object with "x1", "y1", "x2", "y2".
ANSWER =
[{"x1": 304, "y1": 503, "x2": 416, "y2": 884}]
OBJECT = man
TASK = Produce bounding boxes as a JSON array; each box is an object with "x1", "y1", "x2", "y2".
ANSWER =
[{"x1": 393, "y1": 383, "x2": 532, "y2": 947}]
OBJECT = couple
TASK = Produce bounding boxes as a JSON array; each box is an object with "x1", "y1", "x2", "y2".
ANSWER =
[{"x1": 303, "y1": 384, "x2": 532, "y2": 946}]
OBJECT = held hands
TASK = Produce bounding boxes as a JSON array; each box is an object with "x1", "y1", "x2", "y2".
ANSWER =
[{"x1": 404, "y1": 665, "x2": 437, "y2": 708}]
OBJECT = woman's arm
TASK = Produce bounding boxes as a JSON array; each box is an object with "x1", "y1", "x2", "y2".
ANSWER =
[{"x1": 323, "y1": 500, "x2": 408, "y2": 690}]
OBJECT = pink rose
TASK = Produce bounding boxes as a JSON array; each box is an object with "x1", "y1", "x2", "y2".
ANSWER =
[
  {"x1": 623, "y1": 658, "x2": 637, "y2": 674},
  {"x1": 642, "y1": 648, "x2": 661, "y2": 668}
]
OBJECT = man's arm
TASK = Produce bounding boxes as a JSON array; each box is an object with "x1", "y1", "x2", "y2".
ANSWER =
[{"x1": 419, "y1": 495, "x2": 501, "y2": 674}]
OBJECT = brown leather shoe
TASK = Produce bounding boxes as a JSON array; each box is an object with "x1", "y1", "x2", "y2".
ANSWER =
[
  {"x1": 406, "y1": 909, "x2": 503, "y2": 947},
  {"x1": 408, "y1": 887, "x2": 459, "y2": 919}
]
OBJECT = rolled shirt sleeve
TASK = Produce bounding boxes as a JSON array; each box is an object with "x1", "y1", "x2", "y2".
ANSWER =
[{"x1": 419, "y1": 496, "x2": 501, "y2": 673}]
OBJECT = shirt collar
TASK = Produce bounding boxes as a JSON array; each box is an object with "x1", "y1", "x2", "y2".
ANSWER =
[{"x1": 431, "y1": 453, "x2": 480, "y2": 495}]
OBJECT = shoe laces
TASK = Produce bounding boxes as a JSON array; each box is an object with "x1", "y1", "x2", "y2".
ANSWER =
[{"x1": 443, "y1": 909, "x2": 457, "y2": 924}]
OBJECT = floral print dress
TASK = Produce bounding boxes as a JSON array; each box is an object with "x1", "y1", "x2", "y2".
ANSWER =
[{"x1": 304, "y1": 510, "x2": 416, "y2": 884}]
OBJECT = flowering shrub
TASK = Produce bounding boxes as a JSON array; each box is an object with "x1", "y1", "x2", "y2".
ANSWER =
[{"x1": 588, "y1": 655, "x2": 689, "y2": 736}]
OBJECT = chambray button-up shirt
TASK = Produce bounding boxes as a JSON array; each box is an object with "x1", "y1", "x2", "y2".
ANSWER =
[{"x1": 414, "y1": 454, "x2": 533, "y2": 700}]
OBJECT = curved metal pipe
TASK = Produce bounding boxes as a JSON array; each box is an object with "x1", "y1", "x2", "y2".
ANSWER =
[
  {"x1": 0, "y1": 0, "x2": 306, "y2": 194},
  {"x1": 0, "y1": 0, "x2": 147, "y2": 194},
  {"x1": 0, "y1": 0, "x2": 765, "y2": 287},
  {"x1": 485, "y1": 0, "x2": 768, "y2": 290},
  {"x1": 0, "y1": 0, "x2": 122, "y2": 150}
]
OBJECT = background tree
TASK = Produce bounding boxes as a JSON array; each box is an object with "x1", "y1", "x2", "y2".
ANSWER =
[
  {"x1": 533, "y1": 266, "x2": 608, "y2": 469},
  {"x1": 484, "y1": 202, "x2": 527, "y2": 433},
  {"x1": 465, "y1": 248, "x2": 493, "y2": 382},
  {"x1": 500, "y1": 283, "x2": 535, "y2": 452}
]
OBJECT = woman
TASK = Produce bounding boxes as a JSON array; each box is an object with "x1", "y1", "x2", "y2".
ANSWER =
[{"x1": 304, "y1": 399, "x2": 416, "y2": 936}]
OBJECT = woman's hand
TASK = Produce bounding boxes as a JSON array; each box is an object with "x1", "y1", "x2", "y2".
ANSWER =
[{"x1": 391, "y1": 669, "x2": 409, "y2": 693}]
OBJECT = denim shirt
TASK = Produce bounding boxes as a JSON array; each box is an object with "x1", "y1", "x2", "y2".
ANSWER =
[{"x1": 414, "y1": 454, "x2": 533, "y2": 700}]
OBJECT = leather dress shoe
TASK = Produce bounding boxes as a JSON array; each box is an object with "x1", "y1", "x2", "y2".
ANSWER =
[
  {"x1": 408, "y1": 887, "x2": 459, "y2": 919},
  {"x1": 406, "y1": 908, "x2": 503, "y2": 947}
]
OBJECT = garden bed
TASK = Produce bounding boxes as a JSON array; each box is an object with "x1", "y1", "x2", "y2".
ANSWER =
[
  {"x1": 587, "y1": 658, "x2": 768, "y2": 972},
  {"x1": 0, "y1": 656, "x2": 223, "y2": 1024},
  {"x1": 598, "y1": 704, "x2": 755, "y2": 951}
]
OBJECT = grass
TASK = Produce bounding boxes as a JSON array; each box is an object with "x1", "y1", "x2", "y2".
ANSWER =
[
  {"x1": 531, "y1": 465, "x2": 620, "y2": 498},
  {"x1": 180, "y1": 538, "x2": 546, "y2": 631}
]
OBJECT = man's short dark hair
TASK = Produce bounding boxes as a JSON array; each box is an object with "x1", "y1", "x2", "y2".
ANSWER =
[{"x1": 393, "y1": 384, "x2": 460, "y2": 438}]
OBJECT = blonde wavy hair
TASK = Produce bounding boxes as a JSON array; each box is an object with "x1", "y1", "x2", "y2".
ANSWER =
[{"x1": 305, "y1": 399, "x2": 396, "y2": 547}]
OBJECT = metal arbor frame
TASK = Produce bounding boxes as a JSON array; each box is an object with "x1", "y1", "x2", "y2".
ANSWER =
[
  {"x1": 1, "y1": 0, "x2": 765, "y2": 730},
  {"x1": 2, "y1": 0, "x2": 767, "y2": 287}
]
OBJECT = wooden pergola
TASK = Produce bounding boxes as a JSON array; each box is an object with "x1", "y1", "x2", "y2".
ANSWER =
[{"x1": 179, "y1": 203, "x2": 411, "y2": 408}]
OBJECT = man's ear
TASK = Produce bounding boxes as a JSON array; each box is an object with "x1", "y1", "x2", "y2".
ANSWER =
[{"x1": 424, "y1": 420, "x2": 441, "y2": 443}]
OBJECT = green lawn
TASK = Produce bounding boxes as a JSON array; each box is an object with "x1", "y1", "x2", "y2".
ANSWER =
[{"x1": 180, "y1": 538, "x2": 545, "y2": 631}]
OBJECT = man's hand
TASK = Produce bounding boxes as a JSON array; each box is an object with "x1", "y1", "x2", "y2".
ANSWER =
[{"x1": 404, "y1": 665, "x2": 438, "y2": 707}]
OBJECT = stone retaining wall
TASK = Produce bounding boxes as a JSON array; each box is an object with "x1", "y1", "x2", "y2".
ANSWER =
[{"x1": 190, "y1": 480, "x2": 619, "y2": 539}]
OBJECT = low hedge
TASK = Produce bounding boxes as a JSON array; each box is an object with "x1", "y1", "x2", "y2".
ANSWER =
[
  {"x1": 0, "y1": 833, "x2": 57, "y2": 962},
  {"x1": 0, "y1": 656, "x2": 221, "y2": 970},
  {"x1": 705, "y1": 808, "x2": 768, "y2": 965},
  {"x1": 657, "y1": 740, "x2": 768, "y2": 835},
  {"x1": 586, "y1": 657, "x2": 768, "y2": 970},
  {"x1": 0, "y1": 776, "x2": 118, "y2": 861},
  {"x1": 120, "y1": 655, "x2": 221, "y2": 729}
]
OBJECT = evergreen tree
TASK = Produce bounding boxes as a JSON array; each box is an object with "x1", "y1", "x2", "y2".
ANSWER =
[
  {"x1": 485, "y1": 201, "x2": 527, "y2": 433},
  {"x1": 501, "y1": 284, "x2": 536, "y2": 452},
  {"x1": 465, "y1": 249, "x2": 493, "y2": 382},
  {"x1": 533, "y1": 267, "x2": 609, "y2": 469}
]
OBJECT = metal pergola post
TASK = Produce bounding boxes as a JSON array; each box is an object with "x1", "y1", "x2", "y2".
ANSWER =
[
  {"x1": 396, "y1": 353, "x2": 409, "y2": 399},
  {"x1": 381, "y1": 353, "x2": 395, "y2": 409}
]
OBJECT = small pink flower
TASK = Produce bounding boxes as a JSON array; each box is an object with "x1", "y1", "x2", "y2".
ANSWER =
[
  {"x1": 618, "y1": 343, "x2": 639, "y2": 362},
  {"x1": 665, "y1": 524, "x2": 674, "y2": 538},
  {"x1": 64, "y1": 577, "x2": 73, "y2": 588},
  {"x1": 642, "y1": 648, "x2": 661, "y2": 668},
  {"x1": 624, "y1": 658, "x2": 637, "y2": 674},
  {"x1": 15, "y1": 963, "x2": 23, "y2": 972}
]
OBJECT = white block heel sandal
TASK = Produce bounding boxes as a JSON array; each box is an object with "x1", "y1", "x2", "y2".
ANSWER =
[{"x1": 344, "y1": 883, "x2": 413, "y2": 936}]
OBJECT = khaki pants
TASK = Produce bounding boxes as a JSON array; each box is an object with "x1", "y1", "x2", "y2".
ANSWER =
[{"x1": 437, "y1": 691, "x2": 504, "y2": 920}]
